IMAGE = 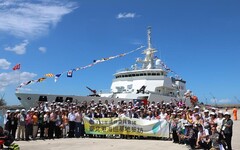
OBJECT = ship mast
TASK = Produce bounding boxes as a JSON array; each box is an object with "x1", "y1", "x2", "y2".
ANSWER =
[
  {"x1": 147, "y1": 26, "x2": 152, "y2": 49},
  {"x1": 137, "y1": 26, "x2": 157, "y2": 69}
]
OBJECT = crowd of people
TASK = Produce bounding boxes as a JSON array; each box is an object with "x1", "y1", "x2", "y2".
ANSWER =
[{"x1": 3, "y1": 99, "x2": 236, "y2": 150}]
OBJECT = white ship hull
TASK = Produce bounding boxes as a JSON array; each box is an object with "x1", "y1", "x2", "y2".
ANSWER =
[{"x1": 15, "y1": 92, "x2": 190, "y2": 109}]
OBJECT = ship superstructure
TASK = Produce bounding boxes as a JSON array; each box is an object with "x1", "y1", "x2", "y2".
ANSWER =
[{"x1": 100, "y1": 27, "x2": 187, "y2": 102}]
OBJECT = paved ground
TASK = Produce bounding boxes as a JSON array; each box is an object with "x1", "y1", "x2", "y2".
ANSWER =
[
  {"x1": 16, "y1": 138, "x2": 189, "y2": 150},
  {"x1": 14, "y1": 109, "x2": 240, "y2": 150}
]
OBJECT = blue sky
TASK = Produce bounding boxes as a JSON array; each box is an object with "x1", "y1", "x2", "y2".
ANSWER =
[{"x1": 0, "y1": 0, "x2": 240, "y2": 105}]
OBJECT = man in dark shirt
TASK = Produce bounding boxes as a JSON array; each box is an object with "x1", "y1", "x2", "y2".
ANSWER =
[{"x1": 222, "y1": 112, "x2": 233, "y2": 150}]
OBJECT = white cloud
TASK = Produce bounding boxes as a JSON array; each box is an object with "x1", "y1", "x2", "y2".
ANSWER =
[
  {"x1": 38, "y1": 47, "x2": 47, "y2": 53},
  {"x1": 0, "y1": 71, "x2": 37, "y2": 91},
  {"x1": 4, "y1": 40, "x2": 29, "y2": 55},
  {"x1": 0, "y1": 59, "x2": 11, "y2": 70},
  {"x1": 116, "y1": 13, "x2": 136, "y2": 19},
  {"x1": 0, "y1": 0, "x2": 78, "y2": 38}
]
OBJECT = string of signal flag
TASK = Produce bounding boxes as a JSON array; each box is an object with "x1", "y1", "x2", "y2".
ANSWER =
[{"x1": 15, "y1": 46, "x2": 145, "y2": 90}]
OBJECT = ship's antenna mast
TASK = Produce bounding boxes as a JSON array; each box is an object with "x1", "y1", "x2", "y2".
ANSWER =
[{"x1": 147, "y1": 26, "x2": 152, "y2": 49}]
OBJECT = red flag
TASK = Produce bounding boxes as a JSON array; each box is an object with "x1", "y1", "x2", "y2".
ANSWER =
[{"x1": 13, "y1": 64, "x2": 20, "y2": 70}]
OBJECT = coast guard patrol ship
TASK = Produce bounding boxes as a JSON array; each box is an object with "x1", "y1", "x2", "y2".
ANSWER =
[{"x1": 15, "y1": 27, "x2": 190, "y2": 109}]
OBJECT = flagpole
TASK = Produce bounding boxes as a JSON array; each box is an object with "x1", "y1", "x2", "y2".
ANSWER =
[{"x1": 16, "y1": 63, "x2": 21, "y2": 93}]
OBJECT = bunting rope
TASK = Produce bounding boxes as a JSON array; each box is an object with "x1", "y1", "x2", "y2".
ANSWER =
[
  {"x1": 157, "y1": 60, "x2": 182, "y2": 79},
  {"x1": 16, "y1": 46, "x2": 145, "y2": 90}
]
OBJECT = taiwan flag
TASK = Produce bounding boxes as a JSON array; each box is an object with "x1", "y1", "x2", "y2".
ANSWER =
[
  {"x1": 67, "y1": 70, "x2": 73, "y2": 77},
  {"x1": 12, "y1": 64, "x2": 20, "y2": 70}
]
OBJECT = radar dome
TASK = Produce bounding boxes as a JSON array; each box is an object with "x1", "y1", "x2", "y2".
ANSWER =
[{"x1": 155, "y1": 59, "x2": 162, "y2": 69}]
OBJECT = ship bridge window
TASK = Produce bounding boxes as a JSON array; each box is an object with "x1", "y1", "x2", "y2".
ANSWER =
[
  {"x1": 55, "y1": 97, "x2": 63, "y2": 102},
  {"x1": 65, "y1": 97, "x2": 73, "y2": 103},
  {"x1": 157, "y1": 73, "x2": 160, "y2": 76},
  {"x1": 140, "y1": 73, "x2": 143, "y2": 76},
  {"x1": 39, "y1": 96, "x2": 47, "y2": 102},
  {"x1": 136, "y1": 74, "x2": 139, "y2": 76},
  {"x1": 152, "y1": 73, "x2": 156, "y2": 76},
  {"x1": 147, "y1": 73, "x2": 151, "y2": 76},
  {"x1": 144, "y1": 73, "x2": 146, "y2": 76},
  {"x1": 132, "y1": 74, "x2": 136, "y2": 77}
]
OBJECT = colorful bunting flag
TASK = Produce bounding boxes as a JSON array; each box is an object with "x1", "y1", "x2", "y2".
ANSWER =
[
  {"x1": 13, "y1": 64, "x2": 20, "y2": 70},
  {"x1": 45, "y1": 73, "x2": 54, "y2": 78},
  {"x1": 37, "y1": 77, "x2": 46, "y2": 82},
  {"x1": 67, "y1": 70, "x2": 73, "y2": 77},
  {"x1": 16, "y1": 46, "x2": 145, "y2": 90},
  {"x1": 54, "y1": 74, "x2": 62, "y2": 82},
  {"x1": 25, "y1": 80, "x2": 32, "y2": 85}
]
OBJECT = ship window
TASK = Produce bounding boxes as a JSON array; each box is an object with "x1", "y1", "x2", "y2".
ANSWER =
[
  {"x1": 140, "y1": 73, "x2": 143, "y2": 76},
  {"x1": 144, "y1": 73, "x2": 146, "y2": 76},
  {"x1": 129, "y1": 74, "x2": 132, "y2": 77},
  {"x1": 55, "y1": 97, "x2": 63, "y2": 102},
  {"x1": 147, "y1": 73, "x2": 151, "y2": 76},
  {"x1": 136, "y1": 74, "x2": 139, "y2": 76},
  {"x1": 152, "y1": 73, "x2": 156, "y2": 76},
  {"x1": 39, "y1": 96, "x2": 47, "y2": 102},
  {"x1": 65, "y1": 97, "x2": 73, "y2": 103},
  {"x1": 132, "y1": 74, "x2": 135, "y2": 77},
  {"x1": 17, "y1": 97, "x2": 21, "y2": 100},
  {"x1": 157, "y1": 73, "x2": 160, "y2": 76}
]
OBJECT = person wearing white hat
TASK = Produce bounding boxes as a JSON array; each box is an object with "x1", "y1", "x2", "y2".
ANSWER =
[
  {"x1": 222, "y1": 111, "x2": 233, "y2": 150},
  {"x1": 16, "y1": 108, "x2": 26, "y2": 141},
  {"x1": 183, "y1": 123, "x2": 196, "y2": 149},
  {"x1": 3, "y1": 110, "x2": 11, "y2": 132},
  {"x1": 195, "y1": 124, "x2": 210, "y2": 149},
  {"x1": 216, "y1": 111, "x2": 224, "y2": 132},
  {"x1": 209, "y1": 112, "x2": 217, "y2": 126},
  {"x1": 211, "y1": 107, "x2": 216, "y2": 113}
]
